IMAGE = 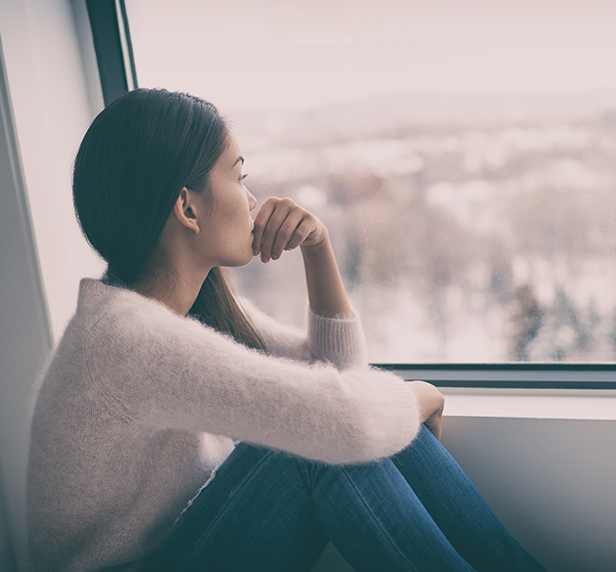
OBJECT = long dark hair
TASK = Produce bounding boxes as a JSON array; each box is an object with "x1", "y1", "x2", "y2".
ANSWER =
[{"x1": 73, "y1": 88, "x2": 264, "y2": 350}]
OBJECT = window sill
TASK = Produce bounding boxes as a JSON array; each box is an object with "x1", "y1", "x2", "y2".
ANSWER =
[{"x1": 440, "y1": 387, "x2": 616, "y2": 420}]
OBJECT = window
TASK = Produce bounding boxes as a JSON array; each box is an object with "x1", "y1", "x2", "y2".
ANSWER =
[{"x1": 124, "y1": 0, "x2": 616, "y2": 365}]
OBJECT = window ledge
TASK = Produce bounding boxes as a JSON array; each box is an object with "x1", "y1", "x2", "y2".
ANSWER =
[{"x1": 440, "y1": 387, "x2": 616, "y2": 420}]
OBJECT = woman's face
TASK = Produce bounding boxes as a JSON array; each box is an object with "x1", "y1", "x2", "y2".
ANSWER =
[{"x1": 197, "y1": 133, "x2": 258, "y2": 268}]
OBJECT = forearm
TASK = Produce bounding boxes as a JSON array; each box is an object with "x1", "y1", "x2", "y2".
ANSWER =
[
  {"x1": 251, "y1": 196, "x2": 354, "y2": 319},
  {"x1": 301, "y1": 231, "x2": 354, "y2": 319}
]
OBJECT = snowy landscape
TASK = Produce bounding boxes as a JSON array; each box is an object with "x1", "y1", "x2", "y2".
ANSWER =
[{"x1": 232, "y1": 92, "x2": 616, "y2": 363}]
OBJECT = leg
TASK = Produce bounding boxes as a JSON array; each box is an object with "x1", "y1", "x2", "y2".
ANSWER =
[
  {"x1": 146, "y1": 442, "x2": 474, "y2": 572},
  {"x1": 390, "y1": 425, "x2": 546, "y2": 572},
  {"x1": 304, "y1": 457, "x2": 475, "y2": 572},
  {"x1": 145, "y1": 443, "x2": 327, "y2": 572}
]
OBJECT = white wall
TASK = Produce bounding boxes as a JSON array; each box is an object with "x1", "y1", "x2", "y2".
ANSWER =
[
  {"x1": 0, "y1": 0, "x2": 105, "y2": 344},
  {"x1": 440, "y1": 415, "x2": 616, "y2": 572},
  {"x1": 0, "y1": 1, "x2": 103, "y2": 570}
]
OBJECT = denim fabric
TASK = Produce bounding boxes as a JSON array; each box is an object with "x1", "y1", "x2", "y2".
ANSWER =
[{"x1": 145, "y1": 426, "x2": 545, "y2": 572}]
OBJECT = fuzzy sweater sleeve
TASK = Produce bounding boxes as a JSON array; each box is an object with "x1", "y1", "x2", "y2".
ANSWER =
[
  {"x1": 85, "y1": 294, "x2": 420, "y2": 465},
  {"x1": 240, "y1": 297, "x2": 367, "y2": 370}
]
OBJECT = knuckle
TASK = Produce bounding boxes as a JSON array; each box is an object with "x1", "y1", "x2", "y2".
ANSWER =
[
  {"x1": 280, "y1": 221, "x2": 296, "y2": 235},
  {"x1": 253, "y1": 212, "x2": 267, "y2": 225}
]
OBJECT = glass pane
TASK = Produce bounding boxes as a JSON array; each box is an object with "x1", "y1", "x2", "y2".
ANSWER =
[{"x1": 126, "y1": 0, "x2": 616, "y2": 363}]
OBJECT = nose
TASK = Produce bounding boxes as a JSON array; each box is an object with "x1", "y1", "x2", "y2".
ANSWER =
[{"x1": 247, "y1": 189, "x2": 257, "y2": 212}]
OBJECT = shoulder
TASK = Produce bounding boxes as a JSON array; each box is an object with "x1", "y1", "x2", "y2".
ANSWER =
[
  {"x1": 79, "y1": 279, "x2": 228, "y2": 357},
  {"x1": 67, "y1": 280, "x2": 260, "y2": 416}
]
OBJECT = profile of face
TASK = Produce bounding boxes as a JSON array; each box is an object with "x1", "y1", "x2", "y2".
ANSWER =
[{"x1": 190, "y1": 133, "x2": 258, "y2": 269}]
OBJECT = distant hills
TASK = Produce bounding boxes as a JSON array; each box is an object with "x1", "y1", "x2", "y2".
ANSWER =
[{"x1": 233, "y1": 90, "x2": 616, "y2": 143}]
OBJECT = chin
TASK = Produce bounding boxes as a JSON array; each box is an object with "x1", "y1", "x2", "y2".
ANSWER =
[
  {"x1": 240, "y1": 253, "x2": 254, "y2": 266},
  {"x1": 225, "y1": 250, "x2": 255, "y2": 268}
]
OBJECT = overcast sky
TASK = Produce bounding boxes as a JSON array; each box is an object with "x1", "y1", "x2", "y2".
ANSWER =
[{"x1": 127, "y1": 0, "x2": 616, "y2": 113}]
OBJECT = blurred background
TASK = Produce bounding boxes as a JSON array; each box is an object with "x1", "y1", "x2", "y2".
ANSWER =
[{"x1": 126, "y1": 0, "x2": 616, "y2": 363}]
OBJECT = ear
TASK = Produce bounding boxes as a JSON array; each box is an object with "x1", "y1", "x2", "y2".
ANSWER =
[{"x1": 172, "y1": 187, "x2": 203, "y2": 233}]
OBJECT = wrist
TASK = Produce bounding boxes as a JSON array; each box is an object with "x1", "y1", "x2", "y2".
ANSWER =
[{"x1": 300, "y1": 228, "x2": 330, "y2": 256}]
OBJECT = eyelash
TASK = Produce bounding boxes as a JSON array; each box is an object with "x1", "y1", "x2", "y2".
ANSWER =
[{"x1": 240, "y1": 173, "x2": 248, "y2": 182}]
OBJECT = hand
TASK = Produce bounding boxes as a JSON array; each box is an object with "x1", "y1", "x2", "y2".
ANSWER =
[
  {"x1": 408, "y1": 381, "x2": 445, "y2": 440},
  {"x1": 252, "y1": 197, "x2": 328, "y2": 263}
]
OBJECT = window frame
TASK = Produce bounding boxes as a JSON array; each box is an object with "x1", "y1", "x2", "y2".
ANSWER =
[
  {"x1": 86, "y1": 4, "x2": 616, "y2": 391},
  {"x1": 378, "y1": 363, "x2": 616, "y2": 389},
  {"x1": 86, "y1": 0, "x2": 137, "y2": 106}
]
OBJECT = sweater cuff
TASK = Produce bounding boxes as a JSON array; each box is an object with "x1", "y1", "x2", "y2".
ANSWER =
[{"x1": 308, "y1": 307, "x2": 367, "y2": 370}]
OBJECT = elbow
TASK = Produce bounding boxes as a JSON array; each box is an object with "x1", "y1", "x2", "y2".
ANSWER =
[
  {"x1": 327, "y1": 405, "x2": 421, "y2": 465},
  {"x1": 298, "y1": 367, "x2": 422, "y2": 465}
]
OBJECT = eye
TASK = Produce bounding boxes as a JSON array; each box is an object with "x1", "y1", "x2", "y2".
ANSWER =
[{"x1": 240, "y1": 173, "x2": 249, "y2": 182}]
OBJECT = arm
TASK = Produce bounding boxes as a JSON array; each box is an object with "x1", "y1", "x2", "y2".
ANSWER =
[
  {"x1": 300, "y1": 231, "x2": 353, "y2": 318},
  {"x1": 86, "y1": 296, "x2": 421, "y2": 464},
  {"x1": 249, "y1": 197, "x2": 362, "y2": 367},
  {"x1": 251, "y1": 197, "x2": 352, "y2": 319},
  {"x1": 241, "y1": 296, "x2": 367, "y2": 369},
  {"x1": 251, "y1": 196, "x2": 445, "y2": 439}
]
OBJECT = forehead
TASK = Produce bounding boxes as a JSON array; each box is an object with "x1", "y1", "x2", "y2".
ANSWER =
[{"x1": 219, "y1": 133, "x2": 242, "y2": 168}]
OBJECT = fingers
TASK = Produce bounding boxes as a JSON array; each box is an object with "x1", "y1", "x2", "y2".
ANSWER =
[
  {"x1": 252, "y1": 197, "x2": 320, "y2": 262},
  {"x1": 424, "y1": 404, "x2": 444, "y2": 441},
  {"x1": 269, "y1": 209, "x2": 303, "y2": 260},
  {"x1": 408, "y1": 380, "x2": 445, "y2": 441},
  {"x1": 284, "y1": 218, "x2": 314, "y2": 251},
  {"x1": 255, "y1": 197, "x2": 298, "y2": 262},
  {"x1": 425, "y1": 420, "x2": 442, "y2": 441},
  {"x1": 251, "y1": 197, "x2": 278, "y2": 258}
]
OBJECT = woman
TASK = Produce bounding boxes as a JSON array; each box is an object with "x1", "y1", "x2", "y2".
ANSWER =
[{"x1": 27, "y1": 88, "x2": 545, "y2": 572}]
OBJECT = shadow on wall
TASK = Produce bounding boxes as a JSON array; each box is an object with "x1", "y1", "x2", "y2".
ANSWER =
[
  {"x1": 0, "y1": 479, "x2": 18, "y2": 572},
  {"x1": 311, "y1": 415, "x2": 616, "y2": 572}
]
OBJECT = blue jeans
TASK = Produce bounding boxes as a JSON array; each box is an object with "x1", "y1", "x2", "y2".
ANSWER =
[{"x1": 145, "y1": 426, "x2": 545, "y2": 571}]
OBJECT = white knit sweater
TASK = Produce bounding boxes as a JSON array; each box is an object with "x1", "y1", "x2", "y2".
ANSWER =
[{"x1": 27, "y1": 278, "x2": 420, "y2": 572}]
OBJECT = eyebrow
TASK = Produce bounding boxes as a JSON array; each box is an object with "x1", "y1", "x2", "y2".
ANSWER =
[{"x1": 232, "y1": 156, "x2": 245, "y2": 169}]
